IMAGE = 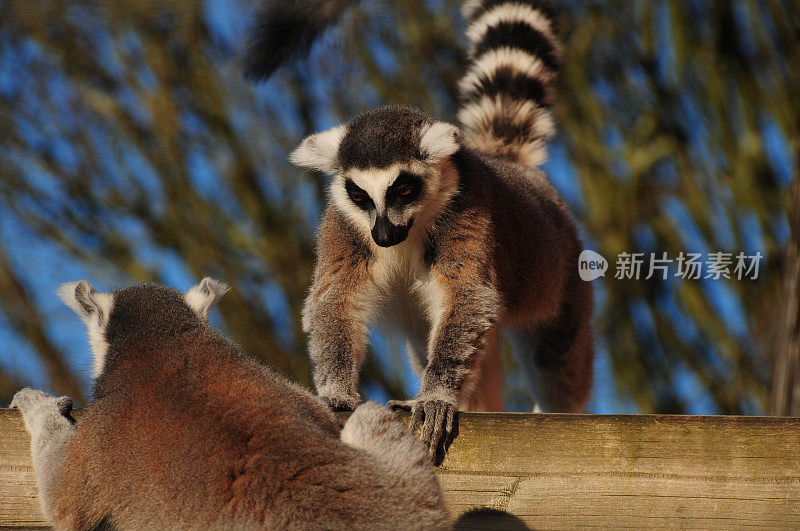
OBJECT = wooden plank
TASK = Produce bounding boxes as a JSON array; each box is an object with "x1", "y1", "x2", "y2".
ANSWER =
[
  {"x1": 0, "y1": 409, "x2": 48, "y2": 528},
  {"x1": 2, "y1": 409, "x2": 799, "y2": 528}
]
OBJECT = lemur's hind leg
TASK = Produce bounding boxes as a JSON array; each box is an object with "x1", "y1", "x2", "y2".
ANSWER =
[
  {"x1": 11, "y1": 388, "x2": 76, "y2": 523},
  {"x1": 510, "y1": 295, "x2": 594, "y2": 413},
  {"x1": 341, "y1": 402, "x2": 434, "y2": 477}
]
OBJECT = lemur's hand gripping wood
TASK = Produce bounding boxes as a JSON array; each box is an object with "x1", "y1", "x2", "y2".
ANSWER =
[{"x1": 389, "y1": 399, "x2": 458, "y2": 465}]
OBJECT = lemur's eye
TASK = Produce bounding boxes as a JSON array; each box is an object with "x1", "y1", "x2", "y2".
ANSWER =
[
  {"x1": 344, "y1": 179, "x2": 373, "y2": 210},
  {"x1": 387, "y1": 171, "x2": 423, "y2": 205}
]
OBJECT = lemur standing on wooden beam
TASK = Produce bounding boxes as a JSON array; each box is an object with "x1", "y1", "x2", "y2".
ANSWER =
[{"x1": 246, "y1": 0, "x2": 594, "y2": 461}]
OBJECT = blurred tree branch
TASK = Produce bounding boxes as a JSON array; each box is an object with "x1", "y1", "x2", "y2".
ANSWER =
[
  {"x1": 0, "y1": 244, "x2": 85, "y2": 402},
  {"x1": 770, "y1": 143, "x2": 800, "y2": 416}
]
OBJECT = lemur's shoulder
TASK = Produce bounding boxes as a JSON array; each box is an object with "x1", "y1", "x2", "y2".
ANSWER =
[{"x1": 316, "y1": 206, "x2": 374, "y2": 265}]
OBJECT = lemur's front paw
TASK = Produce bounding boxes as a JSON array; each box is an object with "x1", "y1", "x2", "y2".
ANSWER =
[
  {"x1": 10, "y1": 388, "x2": 75, "y2": 433},
  {"x1": 342, "y1": 402, "x2": 408, "y2": 450},
  {"x1": 403, "y1": 398, "x2": 458, "y2": 465},
  {"x1": 316, "y1": 380, "x2": 361, "y2": 411},
  {"x1": 321, "y1": 393, "x2": 360, "y2": 412}
]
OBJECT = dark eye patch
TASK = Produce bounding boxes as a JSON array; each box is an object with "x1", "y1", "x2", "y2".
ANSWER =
[
  {"x1": 345, "y1": 179, "x2": 374, "y2": 210},
  {"x1": 386, "y1": 171, "x2": 423, "y2": 206}
]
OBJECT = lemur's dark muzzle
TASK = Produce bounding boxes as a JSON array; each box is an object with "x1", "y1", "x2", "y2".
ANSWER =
[{"x1": 372, "y1": 215, "x2": 411, "y2": 247}]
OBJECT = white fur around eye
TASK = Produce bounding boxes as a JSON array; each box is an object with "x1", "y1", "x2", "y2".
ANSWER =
[
  {"x1": 330, "y1": 175, "x2": 374, "y2": 236},
  {"x1": 330, "y1": 164, "x2": 416, "y2": 237},
  {"x1": 289, "y1": 124, "x2": 348, "y2": 174}
]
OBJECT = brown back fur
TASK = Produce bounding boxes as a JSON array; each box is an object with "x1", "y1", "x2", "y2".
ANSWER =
[{"x1": 52, "y1": 285, "x2": 447, "y2": 529}]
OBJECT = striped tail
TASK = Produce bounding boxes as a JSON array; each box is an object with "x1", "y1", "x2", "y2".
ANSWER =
[{"x1": 457, "y1": 0, "x2": 563, "y2": 168}]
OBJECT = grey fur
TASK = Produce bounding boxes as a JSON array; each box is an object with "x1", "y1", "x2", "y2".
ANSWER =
[
  {"x1": 10, "y1": 389, "x2": 76, "y2": 524},
  {"x1": 12, "y1": 280, "x2": 449, "y2": 529},
  {"x1": 341, "y1": 402, "x2": 440, "y2": 489}
]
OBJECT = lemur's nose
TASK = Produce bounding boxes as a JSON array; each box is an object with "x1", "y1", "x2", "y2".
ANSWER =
[{"x1": 372, "y1": 215, "x2": 409, "y2": 247}]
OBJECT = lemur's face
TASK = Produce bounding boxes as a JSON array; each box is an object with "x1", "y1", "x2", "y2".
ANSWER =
[
  {"x1": 57, "y1": 277, "x2": 228, "y2": 379},
  {"x1": 333, "y1": 162, "x2": 427, "y2": 247},
  {"x1": 289, "y1": 106, "x2": 461, "y2": 248}
]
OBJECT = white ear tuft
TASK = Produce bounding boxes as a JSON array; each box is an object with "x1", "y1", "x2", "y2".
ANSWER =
[
  {"x1": 289, "y1": 124, "x2": 347, "y2": 174},
  {"x1": 419, "y1": 121, "x2": 460, "y2": 163},
  {"x1": 57, "y1": 280, "x2": 90, "y2": 317},
  {"x1": 184, "y1": 277, "x2": 229, "y2": 322},
  {"x1": 57, "y1": 280, "x2": 113, "y2": 324},
  {"x1": 57, "y1": 280, "x2": 113, "y2": 379}
]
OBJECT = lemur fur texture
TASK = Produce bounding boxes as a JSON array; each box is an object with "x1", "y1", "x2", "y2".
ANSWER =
[
  {"x1": 11, "y1": 279, "x2": 449, "y2": 530},
  {"x1": 246, "y1": 0, "x2": 594, "y2": 461}
]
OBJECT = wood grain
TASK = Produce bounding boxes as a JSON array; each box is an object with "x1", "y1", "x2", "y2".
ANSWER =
[{"x1": 2, "y1": 410, "x2": 799, "y2": 528}]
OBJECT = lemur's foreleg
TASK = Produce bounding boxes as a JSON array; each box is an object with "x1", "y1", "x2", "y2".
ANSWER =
[
  {"x1": 303, "y1": 212, "x2": 378, "y2": 411},
  {"x1": 392, "y1": 267, "x2": 499, "y2": 462},
  {"x1": 11, "y1": 388, "x2": 76, "y2": 522},
  {"x1": 304, "y1": 299, "x2": 369, "y2": 411}
]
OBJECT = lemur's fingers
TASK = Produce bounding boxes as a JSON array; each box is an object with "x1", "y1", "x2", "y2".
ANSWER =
[
  {"x1": 429, "y1": 409, "x2": 446, "y2": 460},
  {"x1": 420, "y1": 401, "x2": 438, "y2": 456},
  {"x1": 408, "y1": 399, "x2": 457, "y2": 464},
  {"x1": 445, "y1": 406, "x2": 456, "y2": 444},
  {"x1": 387, "y1": 399, "x2": 413, "y2": 412},
  {"x1": 410, "y1": 401, "x2": 425, "y2": 435},
  {"x1": 430, "y1": 402, "x2": 456, "y2": 465}
]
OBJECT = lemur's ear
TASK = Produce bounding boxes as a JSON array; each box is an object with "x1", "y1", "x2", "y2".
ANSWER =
[
  {"x1": 184, "y1": 277, "x2": 229, "y2": 322},
  {"x1": 289, "y1": 124, "x2": 347, "y2": 174},
  {"x1": 419, "y1": 121, "x2": 460, "y2": 163},
  {"x1": 57, "y1": 280, "x2": 113, "y2": 325}
]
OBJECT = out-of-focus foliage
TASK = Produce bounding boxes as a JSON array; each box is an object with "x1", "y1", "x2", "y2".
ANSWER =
[
  {"x1": 555, "y1": 0, "x2": 800, "y2": 414},
  {"x1": 0, "y1": 0, "x2": 797, "y2": 413},
  {"x1": 771, "y1": 158, "x2": 799, "y2": 415}
]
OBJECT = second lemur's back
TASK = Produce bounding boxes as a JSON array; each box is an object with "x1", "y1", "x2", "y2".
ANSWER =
[
  {"x1": 457, "y1": 0, "x2": 562, "y2": 168},
  {"x1": 41, "y1": 281, "x2": 448, "y2": 529}
]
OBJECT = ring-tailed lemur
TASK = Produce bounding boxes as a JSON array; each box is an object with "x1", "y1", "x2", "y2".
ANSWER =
[
  {"x1": 246, "y1": 0, "x2": 593, "y2": 461},
  {"x1": 11, "y1": 279, "x2": 449, "y2": 529}
]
